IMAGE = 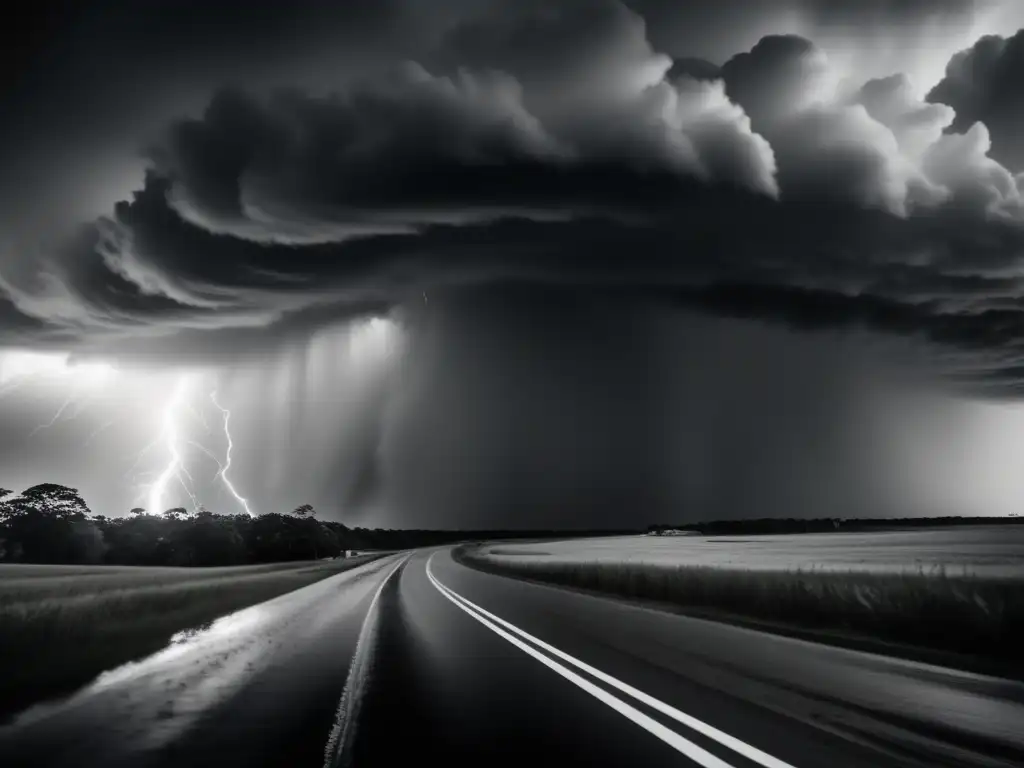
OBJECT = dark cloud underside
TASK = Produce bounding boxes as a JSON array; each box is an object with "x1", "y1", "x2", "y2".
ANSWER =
[
  {"x1": 928, "y1": 29, "x2": 1024, "y2": 172},
  {"x1": 2, "y1": 0, "x2": 1024, "y2": 391}
]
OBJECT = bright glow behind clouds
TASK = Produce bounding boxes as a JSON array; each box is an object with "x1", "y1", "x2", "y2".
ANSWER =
[
  {"x1": 349, "y1": 318, "x2": 400, "y2": 369},
  {"x1": 818, "y1": 1, "x2": 1024, "y2": 95},
  {"x1": 0, "y1": 351, "x2": 115, "y2": 388},
  {"x1": 0, "y1": 319, "x2": 401, "y2": 517},
  {"x1": 2, "y1": 311, "x2": 1024, "y2": 523}
]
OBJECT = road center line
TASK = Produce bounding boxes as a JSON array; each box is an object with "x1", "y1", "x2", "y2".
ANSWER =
[
  {"x1": 427, "y1": 554, "x2": 742, "y2": 768},
  {"x1": 323, "y1": 555, "x2": 409, "y2": 768},
  {"x1": 427, "y1": 552, "x2": 798, "y2": 768}
]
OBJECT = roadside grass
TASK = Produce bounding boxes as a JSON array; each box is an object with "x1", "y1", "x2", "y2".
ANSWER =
[
  {"x1": 455, "y1": 546, "x2": 1024, "y2": 667},
  {"x1": 0, "y1": 556, "x2": 381, "y2": 721},
  {"x1": 484, "y1": 547, "x2": 553, "y2": 556}
]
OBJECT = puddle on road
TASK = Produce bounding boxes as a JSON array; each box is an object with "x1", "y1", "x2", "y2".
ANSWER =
[{"x1": 2, "y1": 560, "x2": 394, "y2": 742}]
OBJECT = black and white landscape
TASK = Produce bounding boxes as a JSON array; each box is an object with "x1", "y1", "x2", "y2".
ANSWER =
[{"x1": 3, "y1": 1, "x2": 1024, "y2": 766}]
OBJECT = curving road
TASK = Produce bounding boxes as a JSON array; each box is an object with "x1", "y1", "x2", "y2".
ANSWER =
[{"x1": 2, "y1": 548, "x2": 1022, "y2": 767}]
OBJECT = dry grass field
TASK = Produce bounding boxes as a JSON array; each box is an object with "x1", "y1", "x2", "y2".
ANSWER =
[
  {"x1": 458, "y1": 528, "x2": 1024, "y2": 669},
  {"x1": 476, "y1": 527, "x2": 1024, "y2": 577}
]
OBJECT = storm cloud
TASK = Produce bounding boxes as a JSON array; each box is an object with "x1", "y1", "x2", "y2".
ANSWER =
[
  {"x1": 928, "y1": 29, "x2": 1024, "y2": 172},
  {"x1": 5, "y1": 0, "x2": 1024, "y2": 524},
  {"x1": 1, "y1": 1, "x2": 1022, "y2": 381}
]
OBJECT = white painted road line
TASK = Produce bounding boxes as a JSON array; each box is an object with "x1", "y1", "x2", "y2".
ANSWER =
[
  {"x1": 323, "y1": 555, "x2": 409, "y2": 768},
  {"x1": 427, "y1": 555, "x2": 740, "y2": 768},
  {"x1": 427, "y1": 553, "x2": 799, "y2": 768}
]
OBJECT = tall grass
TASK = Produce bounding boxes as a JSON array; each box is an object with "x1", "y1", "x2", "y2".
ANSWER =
[
  {"x1": 456, "y1": 547, "x2": 1024, "y2": 665},
  {"x1": 0, "y1": 557, "x2": 381, "y2": 720}
]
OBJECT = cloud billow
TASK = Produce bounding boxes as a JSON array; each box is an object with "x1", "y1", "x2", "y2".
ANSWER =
[
  {"x1": 3, "y1": 0, "x2": 1024, "y2": 388},
  {"x1": 928, "y1": 29, "x2": 1024, "y2": 173}
]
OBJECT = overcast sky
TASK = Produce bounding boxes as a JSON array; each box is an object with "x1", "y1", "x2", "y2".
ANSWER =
[{"x1": 5, "y1": 0, "x2": 1024, "y2": 527}]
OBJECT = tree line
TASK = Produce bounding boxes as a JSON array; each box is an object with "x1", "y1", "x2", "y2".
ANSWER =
[
  {"x1": 0, "y1": 483, "x2": 641, "y2": 566},
  {"x1": 0, "y1": 484, "x2": 447, "y2": 566},
  {"x1": 647, "y1": 515, "x2": 1022, "y2": 536}
]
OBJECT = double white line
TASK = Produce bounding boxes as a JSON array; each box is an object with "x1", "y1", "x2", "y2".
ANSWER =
[{"x1": 426, "y1": 553, "x2": 797, "y2": 768}]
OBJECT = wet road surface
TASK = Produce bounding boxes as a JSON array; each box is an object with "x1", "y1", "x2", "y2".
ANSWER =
[{"x1": 3, "y1": 549, "x2": 1023, "y2": 767}]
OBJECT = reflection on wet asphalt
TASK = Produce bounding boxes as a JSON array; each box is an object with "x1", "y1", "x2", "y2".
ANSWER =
[
  {"x1": 0, "y1": 556, "x2": 399, "y2": 768},
  {"x1": 3, "y1": 548, "x2": 1024, "y2": 768}
]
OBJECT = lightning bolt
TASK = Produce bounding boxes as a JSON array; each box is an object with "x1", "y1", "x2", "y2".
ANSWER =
[
  {"x1": 19, "y1": 365, "x2": 107, "y2": 438},
  {"x1": 28, "y1": 394, "x2": 77, "y2": 436},
  {"x1": 147, "y1": 376, "x2": 199, "y2": 514},
  {"x1": 187, "y1": 435, "x2": 251, "y2": 515},
  {"x1": 2, "y1": 351, "x2": 255, "y2": 517},
  {"x1": 1, "y1": 353, "x2": 219, "y2": 515},
  {"x1": 210, "y1": 390, "x2": 255, "y2": 516},
  {"x1": 28, "y1": 385, "x2": 101, "y2": 437},
  {"x1": 0, "y1": 376, "x2": 30, "y2": 399}
]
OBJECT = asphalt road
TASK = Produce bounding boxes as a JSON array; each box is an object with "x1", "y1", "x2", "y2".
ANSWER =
[{"x1": 2, "y1": 549, "x2": 1022, "y2": 767}]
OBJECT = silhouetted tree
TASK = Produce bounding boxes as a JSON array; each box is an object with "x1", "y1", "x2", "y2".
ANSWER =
[
  {"x1": 292, "y1": 504, "x2": 316, "y2": 519},
  {"x1": 18, "y1": 484, "x2": 91, "y2": 517},
  {"x1": 0, "y1": 484, "x2": 105, "y2": 563}
]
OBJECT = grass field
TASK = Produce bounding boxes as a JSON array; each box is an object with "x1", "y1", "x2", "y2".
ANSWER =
[
  {"x1": 477, "y1": 527, "x2": 1024, "y2": 577},
  {"x1": 0, "y1": 556, "x2": 381, "y2": 721},
  {"x1": 457, "y1": 534, "x2": 1024, "y2": 670}
]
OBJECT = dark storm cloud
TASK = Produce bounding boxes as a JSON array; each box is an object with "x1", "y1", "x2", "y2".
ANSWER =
[
  {"x1": 0, "y1": 0, "x2": 414, "y2": 185},
  {"x1": 720, "y1": 35, "x2": 827, "y2": 127},
  {"x1": 3, "y1": 0, "x2": 1024, "y2": 386},
  {"x1": 716, "y1": 35, "x2": 959, "y2": 215},
  {"x1": 150, "y1": 77, "x2": 606, "y2": 237},
  {"x1": 928, "y1": 30, "x2": 1024, "y2": 172},
  {"x1": 0, "y1": 0, "x2": 407, "y2": 123},
  {"x1": 9, "y1": 0, "x2": 1024, "y2": 530}
]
